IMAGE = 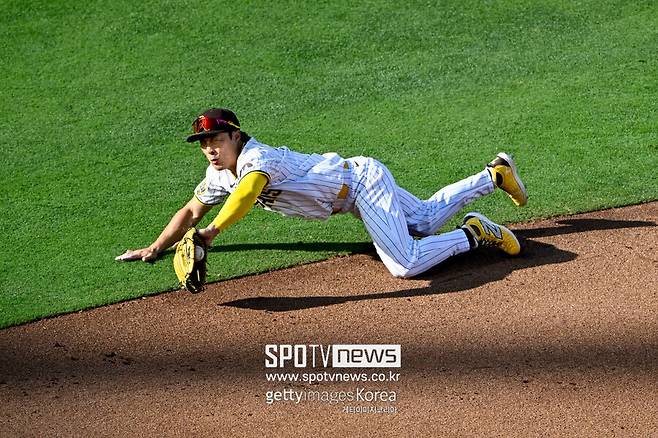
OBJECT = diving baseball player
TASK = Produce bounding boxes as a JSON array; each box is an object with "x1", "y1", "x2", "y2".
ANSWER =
[{"x1": 116, "y1": 108, "x2": 528, "y2": 278}]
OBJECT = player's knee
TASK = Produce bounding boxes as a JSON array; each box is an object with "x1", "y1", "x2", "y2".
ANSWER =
[
  {"x1": 377, "y1": 246, "x2": 420, "y2": 278},
  {"x1": 391, "y1": 267, "x2": 416, "y2": 278},
  {"x1": 393, "y1": 269, "x2": 415, "y2": 279},
  {"x1": 384, "y1": 261, "x2": 416, "y2": 278}
]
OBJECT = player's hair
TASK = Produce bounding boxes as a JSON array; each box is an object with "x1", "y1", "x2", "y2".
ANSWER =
[{"x1": 227, "y1": 127, "x2": 251, "y2": 145}]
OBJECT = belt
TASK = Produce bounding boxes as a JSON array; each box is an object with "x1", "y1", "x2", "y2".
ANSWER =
[{"x1": 332, "y1": 161, "x2": 350, "y2": 214}]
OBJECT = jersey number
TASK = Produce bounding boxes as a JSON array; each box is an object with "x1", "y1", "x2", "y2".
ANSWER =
[{"x1": 257, "y1": 189, "x2": 282, "y2": 208}]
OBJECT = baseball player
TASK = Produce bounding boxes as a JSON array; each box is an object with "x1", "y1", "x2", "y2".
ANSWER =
[{"x1": 116, "y1": 108, "x2": 528, "y2": 278}]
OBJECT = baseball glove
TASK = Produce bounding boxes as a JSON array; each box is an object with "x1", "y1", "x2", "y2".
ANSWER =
[{"x1": 173, "y1": 228, "x2": 207, "y2": 293}]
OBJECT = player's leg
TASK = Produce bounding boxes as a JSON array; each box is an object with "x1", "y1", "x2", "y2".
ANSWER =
[
  {"x1": 351, "y1": 158, "x2": 472, "y2": 278},
  {"x1": 486, "y1": 152, "x2": 528, "y2": 207},
  {"x1": 399, "y1": 152, "x2": 528, "y2": 236},
  {"x1": 397, "y1": 170, "x2": 494, "y2": 237}
]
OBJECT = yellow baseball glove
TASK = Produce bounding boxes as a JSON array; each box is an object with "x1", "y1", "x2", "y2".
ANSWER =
[{"x1": 173, "y1": 228, "x2": 207, "y2": 293}]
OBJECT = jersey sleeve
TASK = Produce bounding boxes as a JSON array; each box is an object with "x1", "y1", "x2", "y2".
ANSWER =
[
  {"x1": 236, "y1": 144, "x2": 281, "y2": 185},
  {"x1": 210, "y1": 172, "x2": 268, "y2": 232},
  {"x1": 194, "y1": 168, "x2": 230, "y2": 206}
]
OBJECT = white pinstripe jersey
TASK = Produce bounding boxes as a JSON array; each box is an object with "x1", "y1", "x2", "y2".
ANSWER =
[{"x1": 194, "y1": 138, "x2": 346, "y2": 220}]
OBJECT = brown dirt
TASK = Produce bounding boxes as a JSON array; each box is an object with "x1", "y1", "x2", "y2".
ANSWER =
[{"x1": 1, "y1": 202, "x2": 657, "y2": 437}]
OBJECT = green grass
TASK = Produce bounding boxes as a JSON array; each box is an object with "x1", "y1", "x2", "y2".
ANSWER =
[{"x1": 1, "y1": 0, "x2": 657, "y2": 328}]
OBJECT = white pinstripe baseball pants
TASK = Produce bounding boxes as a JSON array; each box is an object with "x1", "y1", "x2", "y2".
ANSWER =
[{"x1": 342, "y1": 157, "x2": 494, "y2": 277}]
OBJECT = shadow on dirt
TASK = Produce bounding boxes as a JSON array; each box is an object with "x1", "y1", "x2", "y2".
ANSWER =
[
  {"x1": 221, "y1": 218, "x2": 656, "y2": 312},
  {"x1": 518, "y1": 217, "x2": 656, "y2": 239}
]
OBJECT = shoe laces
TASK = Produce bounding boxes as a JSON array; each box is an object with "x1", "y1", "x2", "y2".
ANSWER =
[{"x1": 479, "y1": 238, "x2": 502, "y2": 248}]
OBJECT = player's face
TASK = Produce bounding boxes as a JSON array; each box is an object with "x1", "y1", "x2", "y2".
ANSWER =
[{"x1": 199, "y1": 131, "x2": 242, "y2": 174}]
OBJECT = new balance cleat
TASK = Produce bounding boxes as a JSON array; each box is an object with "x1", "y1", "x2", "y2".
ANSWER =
[
  {"x1": 461, "y1": 212, "x2": 521, "y2": 256},
  {"x1": 487, "y1": 152, "x2": 528, "y2": 207}
]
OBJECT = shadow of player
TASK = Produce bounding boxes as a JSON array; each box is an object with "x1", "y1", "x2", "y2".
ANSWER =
[
  {"x1": 221, "y1": 217, "x2": 656, "y2": 312},
  {"x1": 517, "y1": 217, "x2": 655, "y2": 239}
]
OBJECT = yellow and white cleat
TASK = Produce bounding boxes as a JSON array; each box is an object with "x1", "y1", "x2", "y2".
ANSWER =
[
  {"x1": 462, "y1": 212, "x2": 521, "y2": 256},
  {"x1": 487, "y1": 152, "x2": 528, "y2": 207}
]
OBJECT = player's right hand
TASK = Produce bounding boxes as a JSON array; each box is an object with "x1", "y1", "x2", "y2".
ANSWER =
[{"x1": 115, "y1": 247, "x2": 158, "y2": 262}]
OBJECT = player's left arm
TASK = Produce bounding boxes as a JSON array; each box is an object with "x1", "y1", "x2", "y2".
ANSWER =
[{"x1": 197, "y1": 171, "x2": 269, "y2": 244}]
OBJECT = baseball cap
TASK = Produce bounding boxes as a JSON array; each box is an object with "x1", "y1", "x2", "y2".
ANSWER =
[{"x1": 186, "y1": 108, "x2": 241, "y2": 143}]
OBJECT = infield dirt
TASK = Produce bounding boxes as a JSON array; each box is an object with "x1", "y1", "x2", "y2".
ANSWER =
[{"x1": 1, "y1": 202, "x2": 657, "y2": 437}]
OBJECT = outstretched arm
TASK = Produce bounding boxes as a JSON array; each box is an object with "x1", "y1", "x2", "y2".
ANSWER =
[
  {"x1": 116, "y1": 197, "x2": 214, "y2": 262},
  {"x1": 197, "y1": 172, "x2": 269, "y2": 244}
]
